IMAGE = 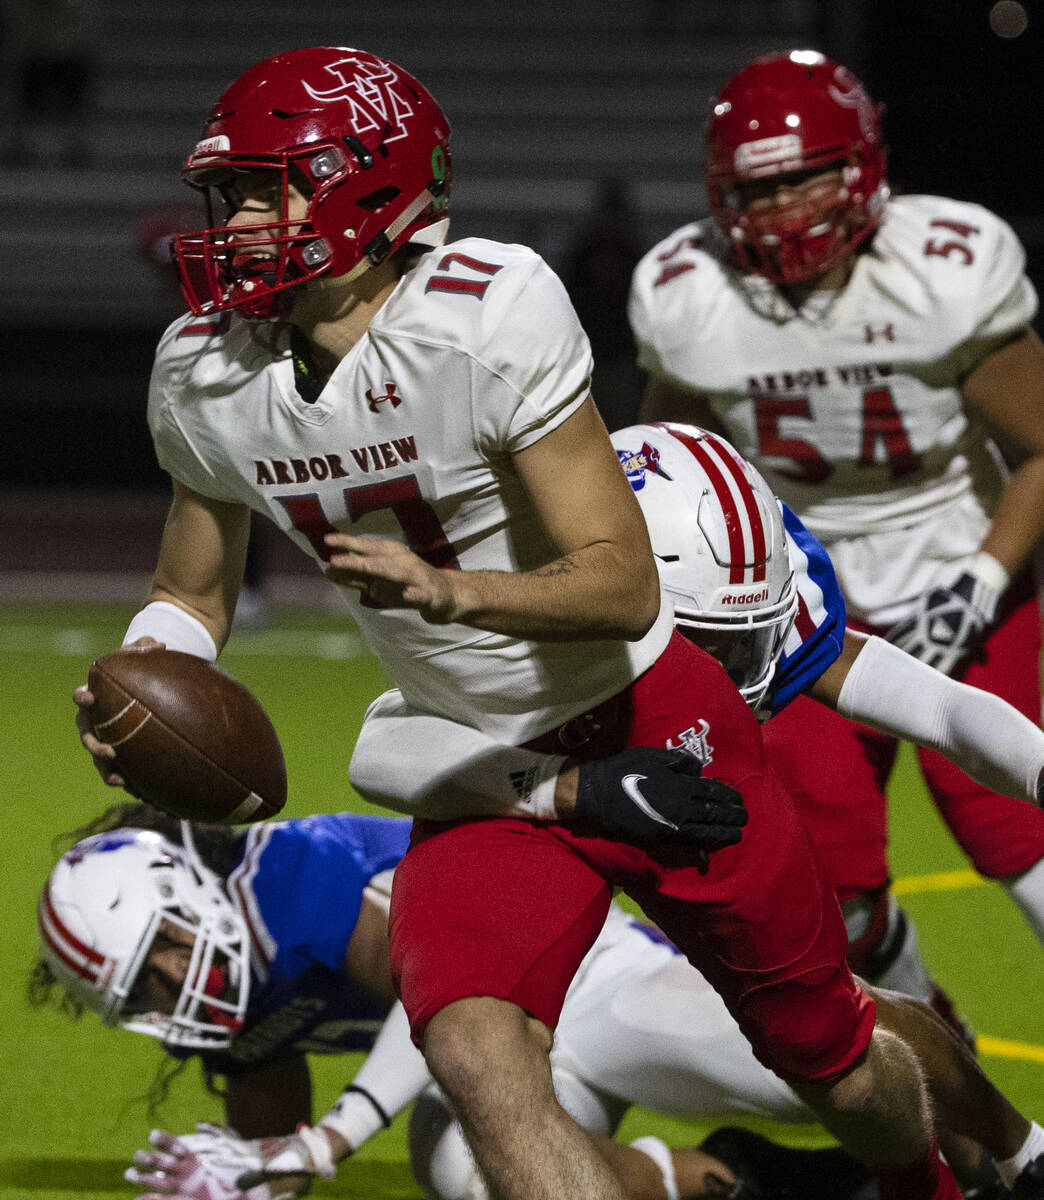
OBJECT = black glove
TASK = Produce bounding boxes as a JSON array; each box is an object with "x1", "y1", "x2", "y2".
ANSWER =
[
  {"x1": 885, "y1": 569, "x2": 1000, "y2": 676},
  {"x1": 575, "y1": 746, "x2": 747, "y2": 871}
]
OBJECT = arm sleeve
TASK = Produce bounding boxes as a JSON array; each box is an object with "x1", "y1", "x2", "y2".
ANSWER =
[
  {"x1": 836, "y1": 635, "x2": 1044, "y2": 805},
  {"x1": 318, "y1": 1002, "x2": 432, "y2": 1150},
  {"x1": 349, "y1": 691, "x2": 566, "y2": 820}
]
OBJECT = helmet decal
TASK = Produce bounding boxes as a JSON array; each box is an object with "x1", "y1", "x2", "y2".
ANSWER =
[
  {"x1": 301, "y1": 55, "x2": 417, "y2": 141},
  {"x1": 611, "y1": 422, "x2": 799, "y2": 709},
  {"x1": 617, "y1": 442, "x2": 671, "y2": 491},
  {"x1": 174, "y1": 47, "x2": 453, "y2": 319}
]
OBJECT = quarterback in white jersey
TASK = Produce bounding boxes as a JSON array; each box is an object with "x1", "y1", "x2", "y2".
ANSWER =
[
  {"x1": 73, "y1": 47, "x2": 1041, "y2": 1200},
  {"x1": 633, "y1": 49, "x2": 1044, "y2": 958},
  {"x1": 150, "y1": 233, "x2": 670, "y2": 741}
]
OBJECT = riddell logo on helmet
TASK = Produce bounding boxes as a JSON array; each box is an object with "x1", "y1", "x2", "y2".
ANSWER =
[
  {"x1": 194, "y1": 135, "x2": 230, "y2": 156},
  {"x1": 721, "y1": 588, "x2": 769, "y2": 605},
  {"x1": 735, "y1": 134, "x2": 803, "y2": 174}
]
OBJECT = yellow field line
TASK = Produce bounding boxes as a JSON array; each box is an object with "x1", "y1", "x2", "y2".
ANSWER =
[
  {"x1": 892, "y1": 869, "x2": 986, "y2": 895},
  {"x1": 891, "y1": 869, "x2": 1044, "y2": 1067},
  {"x1": 976, "y1": 1035, "x2": 1044, "y2": 1065}
]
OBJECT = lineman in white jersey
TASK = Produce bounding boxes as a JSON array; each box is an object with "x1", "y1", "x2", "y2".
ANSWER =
[
  {"x1": 631, "y1": 49, "x2": 1044, "y2": 958},
  {"x1": 72, "y1": 47, "x2": 1037, "y2": 1200}
]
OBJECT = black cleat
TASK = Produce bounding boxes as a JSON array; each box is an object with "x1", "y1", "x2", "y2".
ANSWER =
[
  {"x1": 699, "y1": 1126, "x2": 876, "y2": 1200},
  {"x1": 1010, "y1": 1153, "x2": 1044, "y2": 1199}
]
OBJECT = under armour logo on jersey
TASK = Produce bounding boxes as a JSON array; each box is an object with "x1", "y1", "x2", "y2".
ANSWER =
[
  {"x1": 666, "y1": 720, "x2": 713, "y2": 767},
  {"x1": 302, "y1": 57, "x2": 414, "y2": 141},
  {"x1": 863, "y1": 322, "x2": 896, "y2": 343},
  {"x1": 365, "y1": 383, "x2": 402, "y2": 413}
]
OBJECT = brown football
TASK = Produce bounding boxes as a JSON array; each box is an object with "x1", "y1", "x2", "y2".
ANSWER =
[{"x1": 87, "y1": 648, "x2": 286, "y2": 824}]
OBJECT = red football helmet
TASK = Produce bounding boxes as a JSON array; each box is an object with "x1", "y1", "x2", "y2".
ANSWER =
[
  {"x1": 174, "y1": 47, "x2": 452, "y2": 319},
  {"x1": 704, "y1": 50, "x2": 887, "y2": 285}
]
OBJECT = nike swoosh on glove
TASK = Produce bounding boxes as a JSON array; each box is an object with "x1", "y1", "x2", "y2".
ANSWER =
[{"x1": 575, "y1": 746, "x2": 747, "y2": 871}]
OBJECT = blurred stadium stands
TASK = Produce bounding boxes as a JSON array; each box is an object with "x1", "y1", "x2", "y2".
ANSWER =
[{"x1": 0, "y1": 0, "x2": 1039, "y2": 595}]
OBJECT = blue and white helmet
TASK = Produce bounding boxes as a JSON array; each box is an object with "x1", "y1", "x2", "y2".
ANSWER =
[
  {"x1": 613, "y1": 421, "x2": 798, "y2": 709},
  {"x1": 38, "y1": 825, "x2": 250, "y2": 1050}
]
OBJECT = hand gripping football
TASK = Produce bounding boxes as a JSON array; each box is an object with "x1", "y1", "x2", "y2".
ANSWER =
[{"x1": 87, "y1": 648, "x2": 286, "y2": 823}]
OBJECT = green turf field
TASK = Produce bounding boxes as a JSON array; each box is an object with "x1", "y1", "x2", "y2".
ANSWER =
[{"x1": 3, "y1": 602, "x2": 1042, "y2": 1198}]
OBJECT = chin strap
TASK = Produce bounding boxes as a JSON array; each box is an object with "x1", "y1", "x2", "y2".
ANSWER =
[{"x1": 308, "y1": 185, "x2": 449, "y2": 291}]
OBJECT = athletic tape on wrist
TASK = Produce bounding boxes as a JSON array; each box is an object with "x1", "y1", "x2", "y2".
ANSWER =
[
  {"x1": 319, "y1": 1083, "x2": 394, "y2": 1152},
  {"x1": 966, "y1": 550, "x2": 1009, "y2": 598},
  {"x1": 292, "y1": 1124, "x2": 338, "y2": 1180},
  {"x1": 123, "y1": 601, "x2": 218, "y2": 661}
]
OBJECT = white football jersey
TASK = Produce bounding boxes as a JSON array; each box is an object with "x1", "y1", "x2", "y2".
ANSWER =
[
  {"x1": 150, "y1": 237, "x2": 672, "y2": 740},
  {"x1": 629, "y1": 195, "x2": 1038, "y2": 625}
]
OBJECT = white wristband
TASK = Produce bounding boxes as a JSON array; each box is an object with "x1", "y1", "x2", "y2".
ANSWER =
[
  {"x1": 966, "y1": 550, "x2": 1009, "y2": 596},
  {"x1": 123, "y1": 601, "x2": 218, "y2": 661}
]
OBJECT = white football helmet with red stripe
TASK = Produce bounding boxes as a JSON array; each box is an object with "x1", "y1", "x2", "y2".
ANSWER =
[
  {"x1": 613, "y1": 422, "x2": 798, "y2": 708},
  {"x1": 37, "y1": 826, "x2": 250, "y2": 1049}
]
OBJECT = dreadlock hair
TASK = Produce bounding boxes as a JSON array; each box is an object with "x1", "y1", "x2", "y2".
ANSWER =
[{"x1": 50, "y1": 799, "x2": 243, "y2": 876}]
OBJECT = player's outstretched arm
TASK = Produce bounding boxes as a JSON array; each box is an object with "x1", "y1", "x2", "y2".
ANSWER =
[
  {"x1": 325, "y1": 398, "x2": 662, "y2": 641},
  {"x1": 810, "y1": 632, "x2": 1044, "y2": 806},
  {"x1": 887, "y1": 328, "x2": 1044, "y2": 675},
  {"x1": 127, "y1": 1003, "x2": 432, "y2": 1198},
  {"x1": 961, "y1": 327, "x2": 1044, "y2": 583}
]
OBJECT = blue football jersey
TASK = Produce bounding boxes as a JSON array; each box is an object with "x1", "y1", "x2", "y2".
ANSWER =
[
  {"x1": 191, "y1": 813, "x2": 412, "y2": 1076},
  {"x1": 760, "y1": 502, "x2": 847, "y2": 719}
]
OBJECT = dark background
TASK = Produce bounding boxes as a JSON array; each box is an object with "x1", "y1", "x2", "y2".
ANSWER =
[{"x1": 0, "y1": 0, "x2": 1039, "y2": 495}]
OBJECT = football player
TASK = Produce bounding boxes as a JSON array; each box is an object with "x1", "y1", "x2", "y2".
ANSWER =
[
  {"x1": 347, "y1": 421, "x2": 1044, "y2": 1198},
  {"x1": 631, "y1": 49, "x2": 1044, "y2": 957},
  {"x1": 352, "y1": 422, "x2": 1044, "y2": 1029},
  {"x1": 34, "y1": 804, "x2": 872, "y2": 1200},
  {"x1": 70, "y1": 46, "x2": 1029, "y2": 1200}
]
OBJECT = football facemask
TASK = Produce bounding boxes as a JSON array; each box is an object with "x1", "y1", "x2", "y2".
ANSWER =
[
  {"x1": 613, "y1": 422, "x2": 798, "y2": 709},
  {"x1": 38, "y1": 825, "x2": 250, "y2": 1050},
  {"x1": 174, "y1": 46, "x2": 452, "y2": 319},
  {"x1": 704, "y1": 49, "x2": 888, "y2": 284}
]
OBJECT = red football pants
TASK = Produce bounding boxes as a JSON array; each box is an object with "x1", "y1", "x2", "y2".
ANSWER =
[{"x1": 389, "y1": 633, "x2": 876, "y2": 1083}]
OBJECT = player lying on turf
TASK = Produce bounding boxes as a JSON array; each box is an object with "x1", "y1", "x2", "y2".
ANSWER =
[{"x1": 34, "y1": 803, "x2": 878, "y2": 1200}]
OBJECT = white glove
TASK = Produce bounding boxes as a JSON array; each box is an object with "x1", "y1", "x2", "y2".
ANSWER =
[
  {"x1": 885, "y1": 557, "x2": 1005, "y2": 676},
  {"x1": 236, "y1": 1125, "x2": 338, "y2": 1189},
  {"x1": 125, "y1": 1124, "x2": 303, "y2": 1200}
]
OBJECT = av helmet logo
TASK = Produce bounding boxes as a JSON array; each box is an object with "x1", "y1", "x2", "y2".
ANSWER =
[{"x1": 302, "y1": 57, "x2": 415, "y2": 142}]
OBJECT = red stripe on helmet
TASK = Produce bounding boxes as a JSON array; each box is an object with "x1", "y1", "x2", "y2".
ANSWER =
[
  {"x1": 38, "y1": 882, "x2": 105, "y2": 984},
  {"x1": 664, "y1": 427, "x2": 767, "y2": 583}
]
